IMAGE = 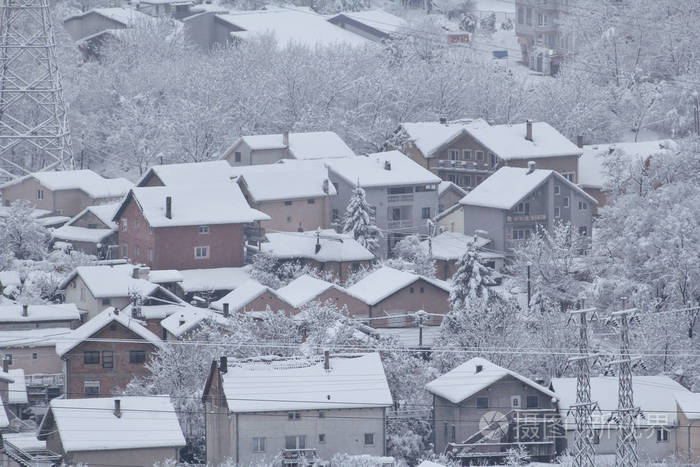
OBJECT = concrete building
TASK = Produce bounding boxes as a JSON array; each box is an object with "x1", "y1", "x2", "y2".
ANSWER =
[
  {"x1": 675, "y1": 391, "x2": 700, "y2": 463},
  {"x1": 38, "y1": 396, "x2": 185, "y2": 465},
  {"x1": 327, "y1": 10, "x2": 406, "y2": 42},
  {"x1": 0, "y1": 170, "x2": 131, "y2": 217},
  {"x1": 325, "y1": 151, "x2": 441, "y2": 256},
  {"x1": 515, "y1": 0, "x2": 571, "y2": 75},
  {"x1": 56, "y1": 308, "x2": 163, "y2": 399},
  {"x1": 437, "y1": 181, "x2": 467, "y2": 214},
  {"x1": 0, "y1": 328, "x2": 71, "y2": 377},
  {"x1": 203, "y1": 353, "x2": 392, "y2": 466},
  {"x1": 426, "y1": 357, "x2": 559, "y2": 462},
  {"x1": 460, "y1": 165, "x2": 596, "y2": 253},
  {"x1": 51, "y1": 203, "x2": 119, "y2": 257},
  {"x1": 136, "y1": 0, "x2": 195, "y2": 19}
]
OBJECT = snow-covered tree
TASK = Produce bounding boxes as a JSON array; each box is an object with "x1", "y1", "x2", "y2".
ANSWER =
[
  {"x1": 384, "y1": 234, "x2": 435, "y2": 277},
  {"x1": 343, "y1": 183, "x2": 382, "y2": 254},
  {"x1": 0, "y1": 201, "x2": 49, "y2": 261},
  {"x1": 448, "y1": 243, "x2": 497, "y2": 312}
]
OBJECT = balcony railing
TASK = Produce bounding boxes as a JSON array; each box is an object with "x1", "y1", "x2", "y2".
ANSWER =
[
  {"x1": 26, "y1": 373, "x2": 63, "y2": 388},
  {"x1": 388, "y1": 194, "x2": 413, "y2": 203},
  {"x1": 387, "y1": 219, "x2": 413, "y2": 230},
  {"x1": 281, "y1": 448, "x2": 318, "y2": 465}
]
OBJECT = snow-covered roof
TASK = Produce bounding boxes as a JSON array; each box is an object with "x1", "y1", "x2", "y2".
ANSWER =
[
  {"x1": 217, "y1": 7, "x2": 371, "y2": 48},
  {"x1": 0, "y1": 397, "x2": 8, "y2": 428},
  {"x1": 210, "y1": 279, "x2": 279, "y2": 312},
  {"x1": 230, "y1": 130, "x2": 355, "y2": 160},
  {"x1": 329, "y1": 9, "x2": 407, "y2": 35},
  {"x1": 325, "y1": 151, "x2": 441, "y2": 188},
  {"x1": 137, "y1": 160, "x2": 235, "y2": 187},
  {"x1": 256, "y1": 230, "x2": 374, "y2": 263},
  {"x1": 459, "y1": 166, "x2": 596, "y2": 210},
  {"x1": 578, "y1": 140, "x2": 676, "y2": 189},
  {"x1": 148, "y1": 269, "x2": 183, "y2": 284},
  {"x1": 232, "y1": 162, "x2": 336, "y2": 202},
  {"x1": 65, "y1": 7, "x2": 154, "y2": 27},
  {"x1": 37, "y1": 216, "x2": 70, "y2": 227},
  {"x1": 2, "y1": 433, "x2": 46, "y2": 452},
  {"x1": 0, "y1": 328, "x2": 72, "y2": 348},
  {"x1": 177, "y1": 267, "x2": 252, "y2": 293},
  {"x1": 674, "y1": 391, "x2": 700, "y2": 421},
  {"x1": 59, "y1": 264, "x2": 160, "y2": 299},
  {"x1": 55, "y1": 307, "x2": 163, "y2": 357},
  {"x1": 0, "y1": 170, "x2": 132, "y2": 199},
  {"x1": 69, "y1": 203, "x2": 120, "y2": 229},
  {"x1": 552, "y1": 376, "x2": 687, "y2": 429},
  {"x1": 40, "y1": 396, "x2": 185, "y2": 452},
  {"x1": 419, "y1": 232, "x2": 497, "y2": 261},
  {"x1": 373, "y1": 326, "x2": 440, "y2": 348},
  {"x1": 438, "y1": 180, "x2": 467, "y2": 197},
  {"x1": 118, "y1": 184, "x2": 269, "y2": 228},
  {"x1": 0, "y1": 303, "x2": 80, "y2": 323},
  {"x1": 51, "y1": 225, "x2": 114, "y2": 244},
  {"x1": 8, "y1": 368, "x2": 28, "y2": 405},
  {"x1": 426, "y1": 357, "x2": 557, "y2": 404},
  {"x1": 160, "y1": 305, "x2": 229, "y2": 338},
  {"x1": 275, "y1": 274, "x2": 337, "y2": 308},
  {"x1": 417, "y1": 461, "x2": 447, "y2": 467},
  {"x1": 400, "y1": 119, "x2": 487, "y2": 158},
  {"x1": 122, "y1": 303, "x2": 184, "y2": 320},
  {"x1": 220, "y1": 353, "x2": 392, "y2": 412},
  {"x1": 346, "y1": 266, "x2": 449, "y2": 306}
]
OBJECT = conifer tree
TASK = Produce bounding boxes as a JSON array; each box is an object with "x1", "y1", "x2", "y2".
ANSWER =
[
  {"x1": 343, "y1": 182, "x2": 382, "y2": 253},
  {"x1": 448, "y1": 243, "x2": 496, "y2": 312}
]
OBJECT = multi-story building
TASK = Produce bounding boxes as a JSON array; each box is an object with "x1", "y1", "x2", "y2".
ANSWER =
[
  {"x1": 460, "y1": 165, "x2": 596, "y2": 253},
  {"x1": 515, "y1": 0, "x2": 571, "y2": 75}
]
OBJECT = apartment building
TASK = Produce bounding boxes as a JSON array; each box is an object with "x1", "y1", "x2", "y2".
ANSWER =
[{"x1": 515, "y1": 0, "x2": 571, "y2": 75}]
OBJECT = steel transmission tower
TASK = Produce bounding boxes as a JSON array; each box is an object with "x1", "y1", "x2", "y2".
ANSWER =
[{"x1": 0, "y1": 0, "x2": 72, "y2": 179}]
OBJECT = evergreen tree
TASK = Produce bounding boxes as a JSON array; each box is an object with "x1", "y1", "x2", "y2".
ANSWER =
[
  {"x1": 343, "y1": 182, "x2": 382, "y2": 254},
  {"x1": 448, "y1": 243, "x2": 497, "y2": 312}
]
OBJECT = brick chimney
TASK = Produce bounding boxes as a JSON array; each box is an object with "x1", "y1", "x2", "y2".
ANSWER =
[
  {"x1": 577, "y1": 135, "x2": 584, "y2": 148},
  {"x1": 525, "y1": 120, "x2": 533, "y2": 142},
  {"x1": 219, "y1": 356, "x2": 228, "y2": 374},
  {"x1": 165, "y1": 196, "x2": 172, "y2": 219},
  {"x1": 475, "y1": 364, "x2": 483, "y2": 373},
  {"x1": 439, "y1": 117, "x2": 447, "y2": 125},
  {"x1": 384, "y1": 160, "x2": 391, "y2": 171},
  {"x1": 282, "y1": 131, "x2": 289, "y2": 147},
  {"x1": 222, "y1": 303, "x2": 230, "y2": 318},
  {"x1": 114, "y1": 399, "x2": 122, "y2": 418},
  {"x1": 22, "y1": 304, "x2": 28, "y2": 317},
  {"x1": 2, "y1": 358, "x2": 9, "y2": 373}
]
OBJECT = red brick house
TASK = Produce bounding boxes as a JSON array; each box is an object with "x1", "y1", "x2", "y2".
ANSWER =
[
  {"x1": 276, "y1": 274, "x2": 368, "y2": 316},
  {"x1": 210, "y1": 279, "x2": 294, "y2": 315},
  {"x1": 55, "y1": 308, "x2": 163, "y2": 399},
  {"x1": 112, "y1": 184, "x2": 269, "y2": 270}
]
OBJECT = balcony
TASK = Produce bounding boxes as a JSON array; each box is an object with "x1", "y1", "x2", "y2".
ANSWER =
[
  {"x1": 281, "y1": 448, "x2": 318, "y2": 465},
  {"x1": 388, "y1": 194, "x2": 414, "y2": 203},
  {"x1": 506, "y1": 213, "x2": 546, "y2": 223},
  {"x1": 387, "y1": 219, "x2": 413, "y2": 230}
]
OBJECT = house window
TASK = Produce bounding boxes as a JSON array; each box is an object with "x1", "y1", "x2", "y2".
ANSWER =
[
  {"x1": 562, "y1": 172, "x2": 576, "y2": 182},
  {"x1": 448, "y1": 149, "x2": 460, "y2": 160},
  {"x1": 554, "y1": 185, "x2": 560, "y2": 195},
  {"x1": 234, "y1": 151, "x2": 242, "y2": 162},
  {"x1": 513, "y1": 229, "x2": 531, "y2": 240},
  {"x1": 121, "y1": 219, "x2": 127, "y2": 232},
  {"x1": 593, "y1": 430, "x2": 600, "y2": 444},
  {"x1": 286, "y1": 216, "x2": 292, "y2": 223},
  {"x1": 285, "y1": 435, "x2": 306, "y2": 450},
  {"x1": 516, "y1": 202, "x2": 530, "y2": 214},
  {"x1": 538, "y1": 13, "x2": 548, "y2": 26},
  {"x1": 37, "y1": 189, "x2": 44, "y2": 200},
  {"x1": 364, "y1": 433, "x2": 375, "y2": 446},
  {"x1": 352, "y1": 263, "x2": 360, "y2": 272},
  {"x1": 421, "y1": 207, "x2": 431, "y2": 219},
  {"x1": 284, "y1": 200, "x2": 293, "y2": 206},
  {"x1": 84, "y1": 381, "x2": 100, "y2": 397},
  {"x1": 83, "y1": 351, "x2": 100, "y2": 364},
  {"x1": 199, "y1": 225, "x2": 210, "y2": 234},
  {"x1": 288, "y1": 412, "x2": 301, "y2": 421},
  {"x1": 476, "y1": 397, "x2": 489, "y2": 409},
  {"x1": 135, "y1": 245, "x2": 140, "y2": 257},
  {"x1": 579, "y1": 226, "x2": 588, "y2": 237},
  {"x1": 102, "y1": 351, "x2": 114, "y2": 369},
  {"x1": 307, "y1": 199, "x2": 315, "y2": 204},
  {"x1": 450, "y1": 425, "x2": 456, "y2": 443},
  {"x1": 462, "y1": 175, "x2": 472, "y2": 187},
  {"x1": 489, "y1": 153, "x2": 497, "y2": 169},
  {"x1": 463, "y1": 149, "x2": 472, "y2": 160},
  {"x1": 656, "y1": 428, "x2": 669, "y2": 442},
  {"x1": 319, "y1": 434, "x2": 326, "y2": 444},
  {"x1": 80, "y1": 286, "x2": 86, "y2": 301},
  {"x1": 253, "y1": 437, "x2": 265, "y2": 452},
  {"x1": 391, "y1": 208, "x2": 401, "y2": 221},
  {"x1": 194, "y1": 246, "x2": 209, "y2": 259},
  {"x1": 32, "y1": 353, "x2": 37, "y2": 360},
  {"x1": 129, "y1": 350, "x2": 146, "y2": 364},
  {"x1": 526, "y1": 7, "x2": 532, "y2": 25},
  {"x1": 526, "y1": 395, "x2": 539, "y2": 408},
  {"x1": 563, "y1": 196, "x2": 570, "y2": 207},
  {"x1": 554, "y1": 207, "x2": 561, "y2": 218},
  {"x1": 122, "y1": 243, "x2": 128, "y2": 258},
  {"x1": 4, "y1": 354, "x2": 11, "y2": 365},
  {"x1": 578, "y1": 201, "x2": 588, "y2": 210},
  {"x1": 420, "y1": 287, "x2": 424, "y2": 293},
  {"x1": 517, "y1": 6, "x2": 524, "y2": 23},
  {"x1": 410, "y1": 287, "x2": 414, "y2": 294},
  {"x1": 101, "y1": 298, "x2": 111, "y2": 306},
  {"x1": 332, "y1": 209, "x2": 339, "y2": 221},
  {"x1": 476, "y1": 151, "x2": 484, "y2": 161}
]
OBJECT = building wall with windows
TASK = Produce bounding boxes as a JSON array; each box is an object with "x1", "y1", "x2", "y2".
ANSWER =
[
  {"x1": 222, "y1": 141, "x2": 289, "y2": 166},
  {"x1": 515, "y1": 0, "x2": 570, "y2": 75},
  {"x1": 1, "y1": 178, "x2": 93, "y2": 216},
  {"x1": 62, "y1": 274, "x2": 131, "y2": 320},
  {"x1": 1, "y1": 344, "x2": 64, "y2": 375},
  {"x1": 367, "y1": 278, "x2": 449, "y2": 328},
  {"x1": 245, "y1": 197, "x2": 331, "y2": 233},
  {"x1": 560, "y1": 425, "x2": 677, "y2": 461}
]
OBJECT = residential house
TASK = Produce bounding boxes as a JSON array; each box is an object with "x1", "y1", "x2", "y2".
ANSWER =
[
  {"x1": 515, "y1": 0, "x2": 571, "y2": 75},
  {"x1": 137, "y1": 0, "x2": 195, "y2": 19},
  {"x1": 420, "y1": 232, "x2": 504, "y2": 280},
  {"x1": 251, "y1": 230, "x2": 374, "y2": 283},
  {"x1": 427, "y1": 357, "x2": 559, "y2": 462},
  {"x1": 56, "y1": 307, "x2": 163, "y2": 399},
  {"x1": 435, "y1": 203, "x2": 464, "y2": 235},
  {"x1": 203, "y1": 352, "x2": 392, "y2": 466},
  {"x1": 346, "y1": 266, "x2": 450, "y2": 327},
  {"x1": 174, "y1": 267, "x2": 253, "y2": 304},
  {"x1": 211, "y1": 279, "x2": 293, "y2": 315},
  {"x1": 51, "y1": 203, "x2": 119, "y2": 257},
  {"x1": 232, "y1": 162, "x2": 336, "y2": 233},
  {"x1": 59, "y1": 264, "x2": 183, "y2": 319},
  {"x1": 0, "y1": 170, "x2": 131, "y2": 217},
  {"x1": 325, "y1": 151, "x2": 441, "y2": 256},
  {"x1": 327, "y1": 9, "x2": 406, "y2": 42},
  {"x1": 184, "y1": 7, "x2": 370, "y2": 51},
  {"x1": 38, "y1": 396, "x2": 185, "y2": 465},
  {"x1": 552, "y1": 376, "x2": 689, "y2": 461},
  {"x1": 460, "y1": 165, "x2": 596, "y2": 253},
  {"x1": 437, "y1": 181, "x2": 467, "y2": 214},
  {"x1": 370, "y1": 325, "x2": 441, "y2": 349},
  {"x1": 675, "y1": 391, "x2": 700, "y2": 463},
  {"x1": 276, "y1": 274, "x2": 367, "y2": 315},
  {"x1": 578, "y1": 140, "x2": 676, "y2": 212},
  {"x1": 136, "y1": 160, "x2": 235, "y2": 188},
  {"x1": 1, "y1": 432, "x2": 62, "y2": 465},
  {"x1": 113, "y1": 184, "x2": 269, "y2": 270},
  {"x1": 159, "y1": 305, "x2": 230, "y2": 340},
  {"x1": 0, "y1": 328, "x2": 72, "y2": 377},
  {"x1": 0, "y1": 303, "x2": 81, "y2": 331},
  {"x1": 399, "y1": 119, "x2": 582, "y2": 187},
  {"x1": 222, "y1": 130, "x2": 355, "y2": 166}
]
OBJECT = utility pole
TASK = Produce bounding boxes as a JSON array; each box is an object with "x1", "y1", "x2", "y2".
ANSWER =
[
  {"x1": 414, "y1": 310, "x2": 428, "y2": 348},
  {"x1": 567, "y1": 307, "x2": 598, "y2": 467},
  {"x1": 526, "y1": 261, "x2": 532, "y2": 310}
]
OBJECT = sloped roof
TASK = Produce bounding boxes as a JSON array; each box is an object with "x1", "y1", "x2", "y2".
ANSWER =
[
  {"x1": 419, "y1": 232, "x2": 497, "y2": 261},
  {"x1": 426, "y1": 357, "x2": 557, "y2": 404},
  {"x1": 0, "y1": 170, "x2": 132, "y2": 199},
  {"x1": 0, "y1": 303, "x2": 80, "y2": 323},
  {"x1": 438, "y1": 180, "x2": 467, "y2": 197},
  {"x1": 0, "y1": 328, "x2": 72, "y2": 348},
  {"x1": 674, "y1": 391, "x2": 700, "y2": 421},
  {"x1": 220, "y1": 353, "x2": 392, "y2": 412},
  {"x1": 256, "y1": 230, "x2": 374, "y2": 263},
  {"x1": 229, "y1": 130, "x2": 355, "y2": 160},
  {"x1": 329, "y1": 9, "x2": 407, "y2": 35},
  {"x1": 65, "y1": 7, "x2": 153, "y2": 27},
  {"x1": 59, "y1": 264, "x2": 159, "y2": 299},
  {"x1": 232, "y1": 161, "x2": 336, "y2": 202},
  {"x1": 68, "y1": 203, "x2": 120, "y2": 229},
  {"x1": 8, "y1": 368, "x2": 28, "y2": 404},
  {"x1": 52, "y1": 225, "x2": 115, "y2": 244},
  {"x1": 400, "y1": 119, "x2": 487, "y2": 158},
  {"x1": 275, "y1": 274, "x2": 337, "y2": 308},
  {"x1": 324, "y1": 151, "x2": 441, "y2": 188},
  {"x1": 148, "y1": 270, "x2": 183, "y2": 284},
  {"x1": 210, "y1": 279, "x2": 280, "y2": 312},
  {"x1": 39, "y1": 396, "x2": 185, "y2": 452},
  {"x1": 116, "y1": 184, "x2": 269, "y2": 227},
  {"x1": 136, "y1": 160, "x2": 235, "y2": 187},
  {"x1": 177, "y1": 267, "x2": 252, "y2": 293},
  {"x1": 346, "y1": 266, "x2": 449, "y2": 305},
  {"x1": 160, "y1": 305, "x2": 229, "y2": 338}
]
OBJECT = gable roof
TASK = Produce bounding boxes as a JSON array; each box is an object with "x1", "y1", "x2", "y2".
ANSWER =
[
  {"x1": 419, "y1": 232, "x2": 499, "y2": 261},
  {"x1": 114, "y1": 184, "x2": 269, "y2": 228},
  {"x1": 438, "y1": 180, "x2": 467, "y2": 197},
  {"x1": 210, "y1": 279, "x2": 281, "y2": 312},
  {"x1": 399, "y1": 119, "x2": 488, "y2": 158},
  {"x1": 275, "y1": 274, "x2": 338, "y2": 308},
  {"x1": 218, "y1": 353, "x2": 392, "y2": 412},
  {"x1": 51, "y1": 225, "x2": 115, "y2": 244},
  {"x1": 58, "y1": 264, "x2": 164, "y2": 299},
  {"x1": 65, "y1": 7, "x2": 154, "y2": 27},
  {"x1": 346, "y1": 266, "x2": 449, "y2": 305},
  {"x1": 426, "y1": 357, "x2": 557, "y2": 404},
  {"x1": 232, "y1": 161, "x2": 336, "y2": 202},
  {"x1": 255, "y1": 230, "x2": 374, "y2": 263},
  {"x1": 136, "y1": 160, "x2": 234, "y2": 187},
  {"x1": 328, "y1": 9, "x2": 407, "y2": 35},
  {"x1": 674, "y1": 391, "x2": 700, "y2": 421},
  {"x1": 0, "y1": 170, "x2": 132, "y2": 199},
  {"x1": 0, "y1": 303, "x2": 80, "y2": 323},
  {"x1": 228, "y1": 130, "x2": 355, "y2": 160},
  {"x1": 324, "y1": 151, "x2": 441, "y2": 188},
  {"x1": 177, "y1": 267, "x2": 252, "y2": 294},
  {"x1": 55, "y1": 307, "x2": 163, "y2": 357},
  {"x1": 459, "y1": 166, "x2": 597, "y2": 210},
  {"x1": 39, "y1": 396, "x2": 185, "y2": 452},
  {"x1": 68, "y1": 203, "x2": 120, "y2": 229},
  {"x1": 160, "y1": 305, "x2": 229, "y2": 338}
]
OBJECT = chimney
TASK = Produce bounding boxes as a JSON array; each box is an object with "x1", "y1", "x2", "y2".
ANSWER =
[
  {"x1": 298, "y1": 222, "x2": 303, "y2": 233},
  {"x1": 475, "y1": 364, "x2": 483, "y2": 374},
  {"x1": 525, "y1": 120, "x2": 533, "y2": 142},
  {"x1": 2, "y1": 358, "x2": 8, "y2": 373},
  {"x1": 323, "y1": 350, "x2": 330, "y2": 370},
  {"x1": 22, "y1": 304, "x2": 28, "y2": 317},
  {"x1": 439, "y1": 117, "x2": 447, "y2": 125},
  {"x1": 527, "y1": 161, "x2": 536, "y2": 174},
  {"x1": 114, "y1": 399, "x2": 122, "y2": 418},
  {"x1": 282, "y1": 131, "x2": 289, "y2": 147},
  {"x1": 138, "y1": 266, "x2": 150, "y2": 280},
  {"x1": 165, "y1": 196, "x2": 172, "y2": 219},
  {"x1": 132, "y1": 266, "x2": 139, "y2": 279},
  {"x1": 576, "y1": 135, "x2": 584, "y2": 148},
  {"x1": 113, "y1": 307, "x2": 119, "y2": 315},
  {"x1": 219, "y1": 356, "x2": 228, "y2": 374},
  {"x1": 315, "y1": 228, "x2": 321, "y2": 254},
  {"x1": 223, "y1": 303, "x2": 230, "y2": 318},
  {"x1": 384, "y1": 160, "x2": 391, "y2": 171}
]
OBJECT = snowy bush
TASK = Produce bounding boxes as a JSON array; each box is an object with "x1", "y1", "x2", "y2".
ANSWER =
[{"x1": 0, "y1": 201, "x2": 50, "y2": 261}]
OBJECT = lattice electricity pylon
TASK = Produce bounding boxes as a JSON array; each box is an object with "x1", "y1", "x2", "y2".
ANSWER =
[
  {"x1": 566, "y1": 307, "x2": 599, "y2": 467},
  {"x1": 0, "y1": 0, "x2": 72, "y2": 179},
  {"x1": 606, "y1": 308, "x2": 641, "y2": 467}
]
